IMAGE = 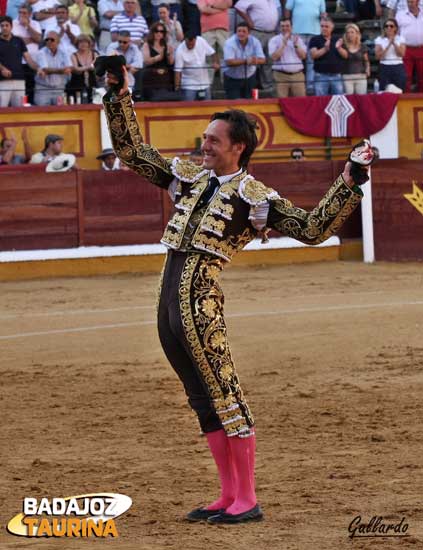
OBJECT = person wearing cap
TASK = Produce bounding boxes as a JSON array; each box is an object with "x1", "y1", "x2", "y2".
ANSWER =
[
  {"x1": 97, "y1": 147, "x2": 121, "y2": 170},
  {"x1": 30, "y1": 133, "x2": 65, "y2": 163}
]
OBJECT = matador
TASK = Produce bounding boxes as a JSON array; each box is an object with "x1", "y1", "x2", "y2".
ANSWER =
[{"x1": 103, "y1": 68, "x2": 371, "y2": 524}]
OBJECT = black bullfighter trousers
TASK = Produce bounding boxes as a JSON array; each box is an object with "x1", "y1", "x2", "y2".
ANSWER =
[{"x1": 157, "y1": 249, "x2": 254, "y2": 437}]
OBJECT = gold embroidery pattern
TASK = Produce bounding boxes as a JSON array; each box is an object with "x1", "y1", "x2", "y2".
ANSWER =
[
  {"x1": 239, "y1": 177, "x2": 279, "y2": 205},
  {"x1": 171, "y1": 159, "x2": 207, "y2": 182},
  {"x1": 179, "y1": 253, "x2": 254, "y2": 437},
  {"x1": 103, "y1": 93, "x2": 173, "y2": 188},
  {"x1": 161, "y1": 227, "x2": 181, "y2": 249},
  {"x1": 269, "y1": 175, "x2": 362, "y2": 245},
  {"x1": 162, "y1": 179, "x2": 209, "y2": 249},
  {"x1": 210, "y1": 201, "x2": 234, "y2": 220},
  {"x1": 201, "y1": 215, "x2": 226, "y2": 236},
  {"x1": 192, "y1": 227, "x2": 253, "y2": 262}
]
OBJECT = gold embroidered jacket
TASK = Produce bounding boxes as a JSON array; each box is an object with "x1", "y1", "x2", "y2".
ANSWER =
[{"x1": 103, "y1": 92, "x2": 363, "y2": 262}]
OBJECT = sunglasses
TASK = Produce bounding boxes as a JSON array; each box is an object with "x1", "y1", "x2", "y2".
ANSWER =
[
  {"x1": 154, "y1": 29, "x2": 165, "y2": 33},
  {"x1": 45, "y1": 37, "x2": 56, "y2": 42},
  {"x1": 118, "y1": 40, "x2": 129, "y2": 43},
  {"x1": 384, "y1": 24, "x2": 396, "y2": 28}
]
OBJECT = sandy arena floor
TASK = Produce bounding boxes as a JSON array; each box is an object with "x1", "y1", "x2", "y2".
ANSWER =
[{"x1": 1, "y1": 260, "x2": 422, "y2": 550}]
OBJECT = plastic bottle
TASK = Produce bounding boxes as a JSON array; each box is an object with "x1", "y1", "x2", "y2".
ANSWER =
[{"x1": 373, "y1": 79, "x2": 379, "y2": 93}]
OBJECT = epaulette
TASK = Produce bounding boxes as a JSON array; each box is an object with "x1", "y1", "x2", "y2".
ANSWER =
[
  {"x1": 170, "y1": 157, "x2": 209, "y2": 183},
  {"x1": 238, "y1": 175, "x2": 280, "y2": 206}
]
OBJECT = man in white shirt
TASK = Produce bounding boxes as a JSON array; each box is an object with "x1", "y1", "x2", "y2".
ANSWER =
[
  {"x1": 45, "y1": 5, "x2": 81, "y2": 57},
  {"x1": 387, "y1": 0, "x2": 423, "y2": 15},
  {"x1": 31, "y1": 0, "x2": 57, "y2": 33},
  {"x1": 98, "y1": 0, "x2": 123, "y2": 53},
  {"x1": 268, "y1": 18, "x2": 307, "y2": 97},
  {"x1": 30, "y1": 133, "x2": 65, "y2": 163},
  {"x1": 396, "y1": 0, "x2": 423, "y2": 92},
  {"x1": 174, "y1": 33, "x2": 217, "y2": 100},
  {"x1": 12, "y1": 4, "x2": 41, "y2": 104},
  {"x1": 235, "y1": 0, "x2": 279, "y2": 95}
]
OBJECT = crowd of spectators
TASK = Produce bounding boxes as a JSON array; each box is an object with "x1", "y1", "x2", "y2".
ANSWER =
[{"x1": 0, "y1": 0, "x2": 421, "y2": 107}]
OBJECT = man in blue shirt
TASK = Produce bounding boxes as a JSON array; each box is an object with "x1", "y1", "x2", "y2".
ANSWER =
[
  {"x1": 223, "y1": 22, "x2": 265, "y2": 99},
  {"x1": 284, "y1": 0, "x2": 327, "y2": 94},
  {"x1": 34, "y1": 31, "x2": 72, "y2": 105}
]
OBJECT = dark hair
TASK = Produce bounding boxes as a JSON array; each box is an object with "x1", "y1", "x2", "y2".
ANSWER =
[
  {"x1": 291, "y1": 147, "x2": 304, "y2": 160},
  {"x1": 147, "y1": 20, "x2": 167, "y2": 46},
  {"x1": 210, "y1": 110, "x2": 258, "y2": 169},
  {"x1": 158, "y1": 3, "x2": 169, "y2": 9},
  {"x1": 236, "y1": 21, "x2": 250, "y2": 31},
  {"x1": 19, "y1": 3, "x2": 32, "y2": 13},
  {"x1": 280, "y1": 17, "x2": 291, "y2": 24},
  {"x1": 0, "y1": 16, "x2": 13, "y2": 25},
  {"x1": 383, "y1": 17, "x2": 398, "y2": 34}
]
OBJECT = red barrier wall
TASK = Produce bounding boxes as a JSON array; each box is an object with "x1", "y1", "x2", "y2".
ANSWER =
[
  {"x1": 81, "y1": 170, "x2": 165, "y2": 246},
  {"x1": 371, "y1": 159, "x2": 423, "y2": 261},
  {"x1": 0, "y1": 169, "x2": 79, "y2": 251},
  {"x1": 0, "y1": 160, "x2": 421, "y2": 261}
]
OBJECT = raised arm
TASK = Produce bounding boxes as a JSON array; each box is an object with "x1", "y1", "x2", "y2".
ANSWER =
[
  {"x1": 266, "y1": 163, "x2": 365, "y2": 245},
  {"x1": 267, "y1": 174, "x2": 363, "y2": 245},
  {"x1": 102, "y1": 67, "x2": 174, "y2": 189}
]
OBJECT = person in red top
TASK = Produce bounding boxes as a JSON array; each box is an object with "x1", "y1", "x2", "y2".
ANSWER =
[
  {"x1": 397, "y1": 0, "x2": 423, "y2": 92},
  {"x1": 197, "y1": 0, "x2": 231, "y2": 85}
]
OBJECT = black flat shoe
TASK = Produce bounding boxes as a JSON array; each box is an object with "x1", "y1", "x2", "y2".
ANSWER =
[
  {"x1": 186, "y1": 507, "x2": 225, "y2": 522},
  {"x1": 207, "y1": 504, "x2": 263, "y2": 524}
]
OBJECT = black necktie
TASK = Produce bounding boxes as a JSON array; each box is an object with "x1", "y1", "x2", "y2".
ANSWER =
[{"x1": 195, "y1": 176, "x2": 220, "y2": 211}]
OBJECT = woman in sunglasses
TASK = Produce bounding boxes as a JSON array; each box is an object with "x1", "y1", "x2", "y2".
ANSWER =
[
  {"x1": 141, "y1": 21, "x2": 175, "y2": 100},
  {"x1": 374, "y1": 18, "x2": 406, "y2": 91}
]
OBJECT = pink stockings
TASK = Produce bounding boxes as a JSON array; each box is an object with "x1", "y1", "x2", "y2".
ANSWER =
[{"x1": 205, "y1": 429, "x2": 257, "y2": 515}]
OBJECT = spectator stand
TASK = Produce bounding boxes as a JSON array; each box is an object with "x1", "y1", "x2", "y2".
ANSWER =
[{"x1": 329, "y1": 0, "x2": 383, "y2": 91}]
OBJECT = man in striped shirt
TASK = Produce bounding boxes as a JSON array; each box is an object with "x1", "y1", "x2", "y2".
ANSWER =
[{"x1": 110, "y1": 0, "x2": 148, "y2": 47}]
